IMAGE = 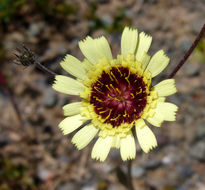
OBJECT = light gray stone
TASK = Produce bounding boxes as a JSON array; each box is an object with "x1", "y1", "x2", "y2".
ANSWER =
[
  {"x1": 190, "y1": 141, "x2": 205, "y2": 161},
  {"x1": 183, "y1": 62, "x2": 200, "y2": 77},
  {"x1": 131, "y1": 166, "x2": 145, "y2": 178},
  {"x1": 28, "y1": 21, "x2": 46, "y2": 37},
  {"x1": 42, "y1": 89, "x2": 57, "y2": 108},
  {"x1": 57, "y1": 183, "x2": 76, "y2": 190}
]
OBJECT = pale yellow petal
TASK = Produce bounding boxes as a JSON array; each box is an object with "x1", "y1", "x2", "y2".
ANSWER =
[
  {"x1": 82, "y1": 59, "x2": 94, "y2": 72},
  {"x1": 135, "y1": 32, "x2": 152, "y2": 63},
  {"x1": 146, "y1": 50, "x2": 169, "y2": 78},
  {"x1": 147, "y1": 101, "x2": 178, "y2": 126},
  {"x1": 79, "y1": 36, "x2": 112, "y2": 64},
  {"x1": 95, "y1": 37, "x2": 113, "y2": 60},
  {"x1": 147, "y1": 112, "x2": 164, "y2": 127},
  {"x1": 158, "y1": 97, "x2": 166, "y2": 102},
  {"x1": 135, "y1": 119, "x2": 145, "y2": 128},
  {"x1": 155, "y1": 102, "x2": 178, "y2": 121},
  {"x1": 154, "y1": 79, "x2": 177, "y2": 96},
  {"x1": 59, "y1": 114, "x2": 83, "y2": 135},
  {"x1": 91, "y1": 136, "x2": 112, "y2": 162},
  {"x1": 72, "y1": 124, "x2": 98, "y2": 150},
  {"x1": 141, "y1": 52, "x2": 151, "y2": 68},
  {"x1": 63, "y1": 102, "x2": 82, "y2": 116},
  {"x1": 136, "y1": 121, "x2": 157, "y2": 153},
  {"x1": 52, "y1": 75, "x2": 84, "y2": 95},
  {"x1": 60, "y1": 54, "x2": 86, "y2": 79},
  {"x1": 120, "y1": 132, "x2": 136, "y2": 161},
  {"x1": 111, "y1": 135, "x2": 121, "y2": 149},
  {"x1": 79, "y1": 37, "x2": 98, "y2": 64},
  {"x1": 121, "y1": 27, "x2": 138, "y2": 58}
]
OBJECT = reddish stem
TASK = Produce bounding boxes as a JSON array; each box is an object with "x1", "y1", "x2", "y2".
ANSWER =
[
  {"x1": 168, "y1": 23, "x2": 205, "y2": 79},
  {"x1": 0, "y1": 71, "x2": 6, "y2": 86},
  {"x1": 0, "y1": 71, "x2": 23, "y2": 126}
]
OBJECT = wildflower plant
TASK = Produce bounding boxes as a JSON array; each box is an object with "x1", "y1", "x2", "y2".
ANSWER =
[
  {"x1": 52, "y1": 27, "x2": 178, "y2": 162},
  {"x1": 15, "y1": 23, "x2": 205, "y2": 190}
]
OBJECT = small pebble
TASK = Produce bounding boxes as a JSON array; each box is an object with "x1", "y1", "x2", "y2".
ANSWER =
[
  {"x1": 183, "y1": 62, "x2": 200, "y2": 77},
  {"x1": 180, "y1": 40, "x2": 192, "y2": 53},
  {"x1": 82, "y1": 180, "x2": 97, "y2": 190},
  {"x1": 42, "y1": 89, "x2": 57, "y2": 108},
  {"x1": 0, "y1": 134, "x2": 10, "y2": 147},
  {"x1": 57, "y1": 183, "x2": 76, "y2": 190},
  {"x1": 28, "y1": 21, "x2": 46, "y2": 37},
  {"x1": 196, "y1": 123, "x2": 205, "y2": 139},
  {"x1": 143, "y1": 160, "x2": 161, "y2": 170},
  {"x1": 131, "y1": 166, "x2": 145, "y2": 178},
  {"x1": 37, "y1": 169, "x2": 52, "y2": 181},
  {"x1": 101, "y1": 15, "x2": 113, "y2": 27},
  {"x1": 190, "y1": 141, "x2": 205, "y2": 161}
]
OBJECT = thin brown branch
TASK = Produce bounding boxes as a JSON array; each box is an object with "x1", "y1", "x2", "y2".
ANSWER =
[
  {"x1": 168, "y1": 23, "x2": 205, "y2": 78},
  {"x1": 4, "y1": 86, "x2": 23, "y2": 126},
  {"x1": 0, "y1": 71, "x2": 23, "y2": 127}
]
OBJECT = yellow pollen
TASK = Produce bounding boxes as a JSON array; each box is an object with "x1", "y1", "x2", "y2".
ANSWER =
[
  {"x1": 125, "y1": 77, "x2": 130, "y2": 86},
  {"x1": 105, "y1": 109, "x2": 112, "y2": 120},
  {"x1": 116, "y1": 88, "x2": 121, "y2": 94},
  {"x1": 94, "y1": 86, "x2": 104, "y2": 94},
  {"x1": 107, "y1": 94, "x2": 113, "y2": 99},
  {"x1": 108, "y1": 72, "x2": 114, "y2": 81},
  {"x1": 136, "y1": 88, "x2": 142, "y2": 95},
  {"x1": 130, "y1": 93, "x2": 135, "y2": 98},
  {"x1": 97, "y1": 107, "x2": 103, "y2": 110},
  {"x1": 97, "y1": 80, "x2": 103, "y2": 86},
  {"x1": 93, "y1": 96, "x2": 103, "y2": 102},
  {"x1": 106, "y1": 85, "x2": 112, "y2": 92},
  {"x1": 110, "y1": 71, "x2": 118, "y2": 82},
  {"x1": 116, "y1": 67, "x2": 123, "y2": 76},
  {"x1": 123, "y1": 111, "x2": 127, "y2": 117},
  {"x1": 127, "y1": 70, "x2": 130, "y2": 78},
  {"x1": 99, "y1": 110, "x2": 108, "y2": 114},
  {"x1": 108, "y1": 93, "x2": 121, "y2": 101},
  {"x1": 110, "y1": 114, "x2": 121, "y2": 121},
  {"x1": 110, "y1": 84, "x2": 116, "y2": 91},
  {"x1": 113, "y1": 97, "x2": 121, "y2": 102}
]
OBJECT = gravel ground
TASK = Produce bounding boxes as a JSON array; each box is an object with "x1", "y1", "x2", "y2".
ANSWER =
[{"x1": 0, "y1": 0, "x2": 205, "y2": 190}]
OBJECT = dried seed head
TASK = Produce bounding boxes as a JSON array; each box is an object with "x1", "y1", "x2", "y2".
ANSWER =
[{"x1": 14, "y1": 44, "x2": 36, "y2": 67}]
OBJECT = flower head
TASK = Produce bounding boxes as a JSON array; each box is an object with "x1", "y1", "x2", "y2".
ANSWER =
[{"x1": 53, "y1": 27, "x2": 178, "y2": 161}]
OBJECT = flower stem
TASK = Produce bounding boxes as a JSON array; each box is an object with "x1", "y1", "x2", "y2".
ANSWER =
[
  {"x1": 0, "y1": 71, "x2": 23, "y2": 126},
  {"x1": 4, "y1": 86, "x2": 23, "y2": 126},
  {"x1": 168, "y1": 23, "x2": 205, "y2": 79},
  {"x1": 35, "y1": 61, "x2": 56, "y2": 77},
  {"x1": 127, "y1": 160, "x2": 135, "y2": 190}
]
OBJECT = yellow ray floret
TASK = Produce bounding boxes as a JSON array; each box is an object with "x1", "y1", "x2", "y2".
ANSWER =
[{"x1": 135, "y1": 119, "x2": 157, "y2": 153}]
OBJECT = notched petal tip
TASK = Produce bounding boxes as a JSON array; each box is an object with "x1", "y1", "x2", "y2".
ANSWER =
[
  {"x1": 120, "y1": 133, "x2": 136, "y2": 161},
  {"x1": 91, "y1": 136, "x2": 112, "y2": 162},
  {"x1": 58, "y1": 115, "x2": 83, "y2": 135},
  {"x1": 135, "y1": 32, "x2": 152, "y2": 63},
  {"x1": 121, "y1": 26, "x2": 138, "y2": 58},
  {"x1": 136, "y1": 124, "x2": 158, "y2": 153},
  {"x1": 79, "y1": 35, "x2": 112, "y2": 64},
  {"x1": 52, "y1": 75, "x2": 84, "y2": 95},
  {"x1": 144, "y1": 142, "x2": 158, "y2": 153},
  {"x1": 72, "y1": 124, "x2": 98, "y2": 150},
  {"x1": 146, "y1": 49, "x2": 170, "y2": 78},
  {"x1": 154, "y1": 79, "x2": 177, "y2": 97}
]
